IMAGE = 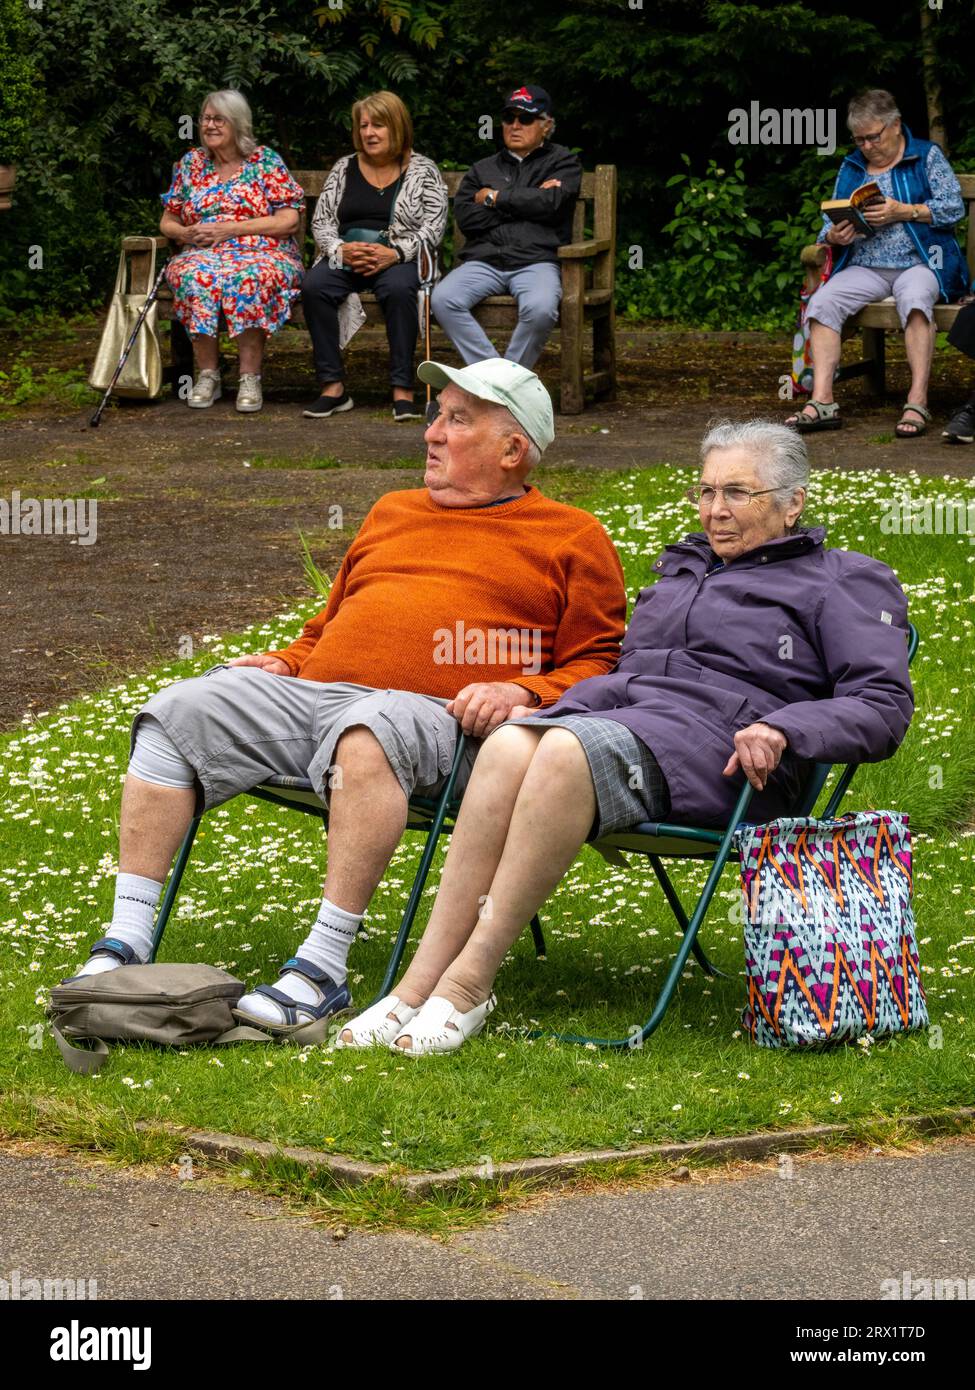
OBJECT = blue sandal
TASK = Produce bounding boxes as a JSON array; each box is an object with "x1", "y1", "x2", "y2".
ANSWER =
[
  {"x1": 232, "y1": 957, "x2": 353, "y2": 1043},
  {"x1": 61, "y1": 935, "x2": 142, "y2": 982}
]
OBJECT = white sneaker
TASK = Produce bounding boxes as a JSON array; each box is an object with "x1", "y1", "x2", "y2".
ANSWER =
[
  {"x1": 236, "y1": 373, "x2": 263, "y2": 413},
  {"x1": 188, "y1": 369, "x2": 222, "y2": 408}
]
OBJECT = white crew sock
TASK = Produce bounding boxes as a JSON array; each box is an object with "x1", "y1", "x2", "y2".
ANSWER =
[
  {"x1": 236, "y1": 898, "x2": 362, "y2": 1025},
  {"x1": 76, "y1": 873, "x2": 162, "y2": 977},
  {"x1": 296, "y1": 898, "x2": 362, "y2": 985}
]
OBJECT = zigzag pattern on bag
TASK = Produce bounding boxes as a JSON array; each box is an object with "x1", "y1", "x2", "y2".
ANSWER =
[{"x1": 735, "y1": 813, "x2": 928, "y2": 1048}]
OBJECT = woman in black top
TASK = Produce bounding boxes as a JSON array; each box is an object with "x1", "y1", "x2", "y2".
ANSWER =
[{"x1": 302, "y1": 91, "x2": 449, "y2": 421}]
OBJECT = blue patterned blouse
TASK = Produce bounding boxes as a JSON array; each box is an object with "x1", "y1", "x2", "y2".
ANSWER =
[{"x1": 818, "y1": 144, "x2": 964, "y2": 270}]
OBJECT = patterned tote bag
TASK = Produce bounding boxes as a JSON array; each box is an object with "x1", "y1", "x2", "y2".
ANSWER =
[{"x1": 733, "y1": 812, "x2": 928, "y2": 1048}]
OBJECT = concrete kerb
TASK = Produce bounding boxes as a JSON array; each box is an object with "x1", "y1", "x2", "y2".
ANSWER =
[{"x1": 137, "y1": 1107, "x2": 975, "y2": 1199}]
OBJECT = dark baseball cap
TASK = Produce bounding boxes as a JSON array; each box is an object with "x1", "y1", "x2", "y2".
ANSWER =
[{"x1": 502, "y1": 85, "x2": 552, "y2": 117}]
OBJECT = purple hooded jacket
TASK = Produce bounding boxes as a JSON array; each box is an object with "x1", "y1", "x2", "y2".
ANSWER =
[{"x1": 533, "y1": 527, "x2": 914, "y2": 827}]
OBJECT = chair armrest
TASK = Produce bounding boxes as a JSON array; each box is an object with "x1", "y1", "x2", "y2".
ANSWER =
[{"x1": 558, "y1": 238, "x2": 612, "y2": 259}]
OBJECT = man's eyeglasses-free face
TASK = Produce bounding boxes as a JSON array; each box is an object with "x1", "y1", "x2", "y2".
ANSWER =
[
  {"x1": 686, "y1": 484, "x2": 782, "y2": 509},
  {"x1": 502, "y1": 110, "x2": 541, "y2": 125}
]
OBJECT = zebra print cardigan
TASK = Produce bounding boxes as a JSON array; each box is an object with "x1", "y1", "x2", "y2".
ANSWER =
[{"x1": 311, "y1": 151, "x2": 449, "y2": 270}]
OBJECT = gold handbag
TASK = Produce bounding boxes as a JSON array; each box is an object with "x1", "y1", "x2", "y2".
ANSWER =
[{"x1": 89, "y1": 241, "x2": 164, "y2": 399}]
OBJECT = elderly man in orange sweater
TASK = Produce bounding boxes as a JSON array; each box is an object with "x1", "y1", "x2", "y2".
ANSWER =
[{"x1": 69, "y1": 358, "x2": 626, "y2": 1037}]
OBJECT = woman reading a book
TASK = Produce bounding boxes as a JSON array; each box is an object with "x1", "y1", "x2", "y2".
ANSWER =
[{"x1": 786, "y1": 88, "x2": 969, "y2": 440}]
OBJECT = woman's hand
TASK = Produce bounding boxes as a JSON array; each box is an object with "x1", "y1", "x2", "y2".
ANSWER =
[
  {"x1": 340, "y1": 241, "x2": 368, "y2": 269},
  {"x1": 355, "y1": 243, "x2": 399, "y2": 276},
  {"x1": 826, "y1": 219, "x2": 857, "y2": 246},
  {"x1": 862, "y1": 197, "x2": 906, "y2": 228},
  {"x1": 192, "y1": 221, "x2": 240, "y2": 247},
  {"x1": 722, "y1": 722, "x2": 788, "y2": 791}
]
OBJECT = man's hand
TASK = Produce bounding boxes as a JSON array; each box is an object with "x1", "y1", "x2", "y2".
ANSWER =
[
  {"x1": 539, "y1": 178, "x2": 562, "y2": 189},
  {"x1": 474, "y1": 187, "x2": 499, "y2": 205},
  {"x1": 226, "y1": 654, "x2": 291, "y2": 676},
  {"x1": 722, "y1": 722, "x2": 788, "y2": 792},
  {"x1": 447, "y1": 682, "x2": 537, "y2": 738}
]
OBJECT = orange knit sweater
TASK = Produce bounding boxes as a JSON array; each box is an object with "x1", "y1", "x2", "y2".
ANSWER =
[{"x1": 267, "y1": 486, "x2": 625, "y2": 705}]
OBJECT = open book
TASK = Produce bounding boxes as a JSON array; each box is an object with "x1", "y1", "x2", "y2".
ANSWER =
[{"x1": 821, "y1": 180, "x2": 884, "y2": 237}]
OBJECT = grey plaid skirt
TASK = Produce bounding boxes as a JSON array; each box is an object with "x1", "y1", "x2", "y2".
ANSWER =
[{"x1": 502, "y1": 714, "x2": 670, "y2": 838}]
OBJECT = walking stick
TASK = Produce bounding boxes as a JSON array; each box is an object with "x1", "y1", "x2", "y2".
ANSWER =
[
  {"x1": 89, "y1": 261, "x2": 170, "y2": 428},
  {"x1": 417, "y1": 240, "x2": 438, "y2": 426}
]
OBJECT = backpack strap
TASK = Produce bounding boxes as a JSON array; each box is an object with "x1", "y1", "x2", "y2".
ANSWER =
[
  {"x1": 50, "y1": 1020, "x2": 272, "y2": 1075},
  {"x1": 51, "y1": 1023, "x2": 110, "y2": 1076}
]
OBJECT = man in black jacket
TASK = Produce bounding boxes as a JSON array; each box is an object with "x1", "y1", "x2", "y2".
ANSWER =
[
  {"x1": 943, "y1": 298, "x2": 975, "y2": 444},
  {"x1": 432, "y1": 85, "x2": 582, "y2": 368}
]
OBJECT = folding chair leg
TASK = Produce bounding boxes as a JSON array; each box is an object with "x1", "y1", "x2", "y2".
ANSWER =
[
  {"x1": 531, "y1": 782, "x2": 753, "y2": 1049},
  {"x1": 371, "y1": 734, "x2": 469, "y2": 1004},
  {"x1": 149, "y1": 815, "x2": 201, "y2": 962},
  {"x1": 646, "y1": 854, "x2": 726, "y2": 979},
  {"x1": 529, "y1": 914, "x2": 546, "y2": 958}
]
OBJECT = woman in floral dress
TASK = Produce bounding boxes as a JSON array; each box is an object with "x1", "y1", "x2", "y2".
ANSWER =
[{"x1": 160, "y1": 89, "x2": 306, "y2": 413}]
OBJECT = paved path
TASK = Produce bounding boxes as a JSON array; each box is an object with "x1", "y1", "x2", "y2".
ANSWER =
[{"x1": 2, "y1": 1139, "x2": 972, "y2": 1300}]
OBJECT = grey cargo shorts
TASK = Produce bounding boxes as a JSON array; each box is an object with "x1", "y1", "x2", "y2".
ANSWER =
[{"x1": 130, "y1": 665, "x2": 478, "y2": 815}]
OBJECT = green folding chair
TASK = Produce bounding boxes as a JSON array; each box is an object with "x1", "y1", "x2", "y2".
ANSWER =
[
  {"x1": 540, "y1": 621, "x2": 920, "y2": 1049},
  {"x1": 147, "y1": 733, "x2": 546, "y2": 1000}
]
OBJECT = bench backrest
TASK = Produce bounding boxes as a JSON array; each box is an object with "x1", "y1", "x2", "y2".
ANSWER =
[
  {"x1": 290, "y1": 161, "x2": 617, "y2": 262},
  {"x1": 958, "y1": 174, "x2": 975, "y2": 272}
]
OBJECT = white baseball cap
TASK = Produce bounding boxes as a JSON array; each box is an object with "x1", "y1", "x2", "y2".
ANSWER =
[{"x1": 417, "y1": 357, "x2": 555, "y2": 452}]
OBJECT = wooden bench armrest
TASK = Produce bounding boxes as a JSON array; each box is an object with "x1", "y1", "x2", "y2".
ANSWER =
[
  {"x1": 800, "y1": 241, "x2": 829, "y2": 294},
  {"x1": 558, "y1": 238, "x2": 612, "y2": 260},
  {"x1": 122, "y1": 235, "x2": 169, "y2": 252}
]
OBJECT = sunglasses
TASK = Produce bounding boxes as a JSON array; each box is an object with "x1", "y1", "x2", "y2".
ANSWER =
[{"x1": 502, "y1": 110, "x2": 542, "y2": 126}]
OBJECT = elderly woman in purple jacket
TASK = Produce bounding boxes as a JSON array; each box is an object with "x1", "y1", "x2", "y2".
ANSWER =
[{"x1": 338, "y1": 419, "x2": 915, "y2": 1054}]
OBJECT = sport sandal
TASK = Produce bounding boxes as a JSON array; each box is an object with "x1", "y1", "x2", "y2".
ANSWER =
[
  {"x1": 895, "y1": 402, "x2": 931, "y2": 439},
  {"x1": 335, "y1": 994, "x2": 420, "y2": 1049},
  {"x1": 784, "y1": 400, "x2": 841, "y2": 432},
  {"x1": 232, "y1": 957, "x2": 353, "y2": 1043},
  {"x1": 390, "y1": 994, "x2": 496, "y2": 1056}
]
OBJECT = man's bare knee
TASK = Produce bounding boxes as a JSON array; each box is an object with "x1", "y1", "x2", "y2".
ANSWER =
[{"x1": 329, "y1": 725, "x2": 399, "y2": 797}]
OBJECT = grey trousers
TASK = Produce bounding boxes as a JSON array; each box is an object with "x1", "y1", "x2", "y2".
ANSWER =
[
  {"x1": 131, "y1": 666, "x2": 478, "y2": 815},
  {"x1": 807, "y1": 263, "x2": 940, "y2": 334},
  {"x1": 431, "y1": 260, "x2": 562, "y2": 368}
]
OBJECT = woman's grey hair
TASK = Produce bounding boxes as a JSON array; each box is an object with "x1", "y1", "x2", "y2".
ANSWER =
[
  {"x1": 700, "y1": 419, "x2": 809, "y2": 526},
  {"x1": 847, "y1": 89, "x2": 900, "y2": 133},
  {"x1": 496, "y1": 405, "x2": 542, "y2": 470},
  {"x1": 200, "y1": 89, "x2": 257, "y2": 157}
]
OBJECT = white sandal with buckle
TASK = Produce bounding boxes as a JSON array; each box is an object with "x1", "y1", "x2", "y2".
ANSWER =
[
  {"x1": 390, "y1": 994, "x2": 496, "y2": 1056},
  {"x1": 335, "y1": 994, "x2": 419, "y2": 1049}
]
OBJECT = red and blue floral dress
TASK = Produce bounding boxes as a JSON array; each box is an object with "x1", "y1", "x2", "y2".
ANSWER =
[{"x1": 161, "y1": 146, "x2": 306, "y2": 338}]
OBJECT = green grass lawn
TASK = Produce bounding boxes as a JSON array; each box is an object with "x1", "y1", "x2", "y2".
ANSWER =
[{"x1": 1, "y1": 466, "x2": 973, "y2": 1177}]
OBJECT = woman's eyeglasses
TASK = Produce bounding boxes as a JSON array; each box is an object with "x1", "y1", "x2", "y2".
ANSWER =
[
  {"x1": 502, "y1": 110, "x2": 540, "y2": 126},
  {"x1": 852, "y1": 122, "x2": 890, "y2": 148},
  {"x1": 686, "y1": 484, "x2": 781, "y2": 509}
]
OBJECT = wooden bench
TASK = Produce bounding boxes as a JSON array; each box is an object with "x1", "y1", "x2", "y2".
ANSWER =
[
  {"x1": 801, "y1": 171, "x2": 974, "y2": 393},
  {"x1": 123, "y1": 162, "x2": 618, "y2": 414}
]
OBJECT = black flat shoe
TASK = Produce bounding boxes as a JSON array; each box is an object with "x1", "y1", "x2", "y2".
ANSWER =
[
  {"x1": 943, "y1": 401, "x2": 975, "y2": 444},
  {"x1": 303, "y1": 391, "x2": 354, "y2": 418},
  {"x1": 392, "y1": 399, "x2": 424, "y2": 421}
]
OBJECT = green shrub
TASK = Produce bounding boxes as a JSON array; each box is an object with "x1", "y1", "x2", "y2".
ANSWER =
[{"x1": 0, "y1": 0, "x2": 41, "y2": 164}]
